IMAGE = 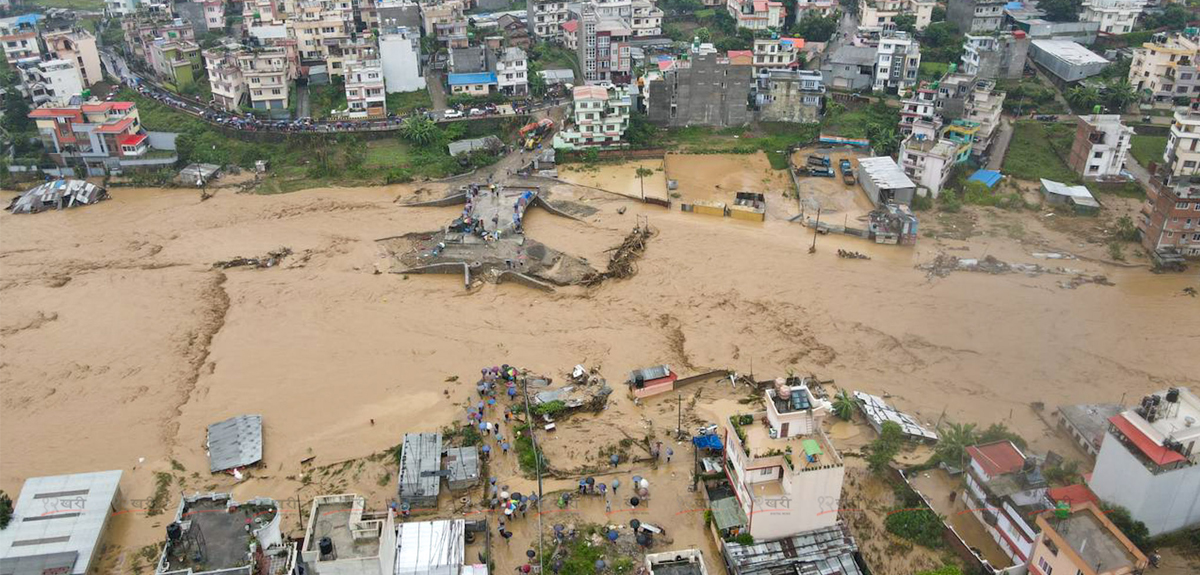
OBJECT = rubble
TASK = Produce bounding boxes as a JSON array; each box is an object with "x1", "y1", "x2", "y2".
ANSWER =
[
  {"x1": 581, "y1": 223, "x2": 656, "y2": 287},
  {"x1": 918, "y1": 253, "x2": 1113, "y2": 289},
  {"x1": 8, "y1": 180, "x2": 108, "y2": 214},
  {"x1": 214, "y1": 247, "x2": 293, "y2": 269}
]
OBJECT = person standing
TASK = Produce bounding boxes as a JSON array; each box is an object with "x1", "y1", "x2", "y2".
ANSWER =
[{"x1": 666, "y1": 447, "x2": 673, "y2": 463}]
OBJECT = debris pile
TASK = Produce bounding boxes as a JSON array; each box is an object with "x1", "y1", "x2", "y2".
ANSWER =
[
  {"x1": 581, "y1": 224, "x2": 656, "y2": 287},
  {"x1": 8, "y1": 180, "x2": 108, "y2": 214},
  {"x1": 1059, "y1": 275, "x2": 1114, "y2": 290},
  {"x1": 918, "y1": 253, "x2": 1113, "y2": 289},
  {"x1": 213, "y1": 247, "x2": 293, "y2": 269}
]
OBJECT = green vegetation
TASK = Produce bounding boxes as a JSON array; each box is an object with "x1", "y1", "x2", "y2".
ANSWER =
[
  {"x1": 1001, "y1": 121, "x2": 1080, "y2": 183},
  {"x1": 1144, "y1": 4, "x2": 1193, "y2": 30},
  {"x1": 308, "y1": 78, "x2": 348, "y2": 120},
  {"x1": 916, "y1": 566, "x2": 963, "y2": 575},
  {"x1": 998, "y1": 78, "x2": 1066, "y2": 115},
  {"x1": 832, "y1": 389, "x2": 855, "y2": 421},
  {"x1": 918, "y1": 61, "x2": 950, "y2": 82},
  {"x1": 513, "y1": 424, "x2": 547, "y2": 476},
  {"x1": 938, "y1": 167, "x2": 1032, "y2": 212},
  {"x1": 933, "y1": 422, "x2": 1028, "y2": 468},
  {"x1": 791, "y1": 13, "x2": 840, "y2": 42},
  {"x1": 1038, "y1": 0, "x2": 1082, "y2": 22},
  {"x1": 1131, "y1": 135, "x2": 1168, "y2": 168},
  {"x1": 885, "y1": 507, "x2": 944, "y2": 548},
  {"x1": 0, "y1": 491, "x2": 12, "y2": 529},
  {"x1": 532, "y1": 400, "x2": 567, "y2": 417},
  {"x1": 24, "y1": 0, "x2": 104, "y2": 9},
  {"x1": 146, "y1": 472, "x2": 174, "y2": 516},
  {"x1": 867, "y1": 421, "x2": 904, "y2": 474},
  {"x1": 1065, "y1": 81, "x2": 1138, "y2": 114},
  {"x1": 530, "y1": 43, "x2": 581, "y2": 81},
  {"x1": 554, "y1": 526, "x2": 640, "y2": 575},
  {"x1": 386, "y1": 89, "x2": 434, "y2": 115},
  {"x1": 919, "y1": 22, "x2": 964, "y2": 64},
  {"x1": 1103, "y1": 502, "x2": 1151, "y2": 551}
]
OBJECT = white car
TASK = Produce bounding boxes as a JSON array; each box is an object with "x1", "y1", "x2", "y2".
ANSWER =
[
  {"x1": 469, "y1": 108, "x2": 485, "y2": 116},
  {"x1": 444, "y1": 109, "x2": 464, "y2": 119}
]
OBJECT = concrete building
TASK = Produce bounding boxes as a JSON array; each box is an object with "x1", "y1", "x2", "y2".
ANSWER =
[
  {"x1": 898, "y1": 82, "x2": 940, "y2": 139},
  {"x1": 792, "y1": 0, "x2": 837, "y2": 18},
  {"x1": 858, "y1": 0, "x2": 935, "y2": 32},
  {"x1": 752, "y1": 37, "x2": 804, "y2": 75},
  {"x1": 1128, "y1": 32, "x2": 1200, "y2": 103},
  {"x1": 726, "y1": 0, "x2": 786, "y2": 31},
  {"x1": 29, "y1": 101, "x2": 149, "y2": 169},
  {"x1": 962, "y1": 440, "x2": 1048, "y2": 566},
  {"x1": 1067, "y1": 114, "x2": 1134, "y2": 180},
  {"x1": 497, "y1": 47, "x2": 528, "y2": 96},
  {"x1": 239, "y1": 46, "x2": 293, "y2": 113},
  {"x1": 107, "y1": 0, "x2": 142, "y2": 15},
  {"x1": 576, "y1": 4, "x2": 633, "y2": 84},
  {"x1": 960, "y1": 78, "x2": 1006, "y2": 158},
  {"x1": 149, "y1": 39, "x2": 203, "y2": 89},
  {"x1": 1139, "y1": 100, "x2": 1200, "y2": 254},
  {"x1": 498, "y1": 14, "x2": 533, "y2": 49},
  {"x1": 900, "y1": 134, "x2": 958, "y2": 198},
  {"x1": 630, "y1": 0, "x2": 663, "y2": 36},
  {"x1": 301, "y1": 494, "x2": 397, "y2": 575},
  {"x1": 0, "y1": 14, "x2": 42, "y2": 65},
  {"x1": 448, "y1": 72, "x2": 498, "y2": 96},
  {"x1": 1029, "y1": 502, "x2": 1149, "y2": 575},
  {"x1": 1089, "y1": 387, "x2": 1200, "y2": 535},
  {"x1": 176, "y1": 0, "x2": 225, "y2": 34},
  {"x1": 721, "y1": 526, "x2": 863, "y2": 575},
  {"x1": 820, "y1": 45, "x2": 875, "y2": 91},
  {"x1": 0, "y1": 470, "x2": 122, "y2": 575},
  {"x1": 399, "y1": 432, "x2": 442, "y2": 509},
  {"x1": 647, "y1": 53, "x2": 753, "y2": 127},
  {"x1": 947, "y1": 0, "x2": 1006, "y2": 33},
  {"x1": 380, "y1": 27, "x2": 426, "y2": 93},
  {"x1": 289, "y1": 1, "x2": 354, "y2": 64},
  {"x1": 422, "y1": 0, "x2": 469, "y2": 48},
  {"x1": 443, "y1": 446, "x2": 481, "y2": 490},
  {"x1": 553, "y1": 84, "x2": 631, "y2": 148},
  {"x1": 243, "y1": 0, "x2": 284, "y2": 23},
  {"x1": 757, "y1": 69, "x2": 824, "y2": 123},
  {"x1": 961, "y1": 31, "x2": 1029, "y2": 80},
  {"x1": 20, "y1": 59, "x2": 84, "y2": 107},
  {"x1": 1057, "y1": 403, "x2": 1122, "y2": 458},
  {"x1": 858, "y1": 156, "x2": 916, "y2": 206},
  {"x1": 394, "y1": 519, "x2": 485, "y2": 575},
  {"x1": 43, "y1": 29, "x2": 103, "y2": 87},
  {"x1": 1029, "y1": 40, "x2": 1109, "y2": 83},
  {"x1": 344, "y1": 59, "x2": 386, "y2": 119},
  {"x1": 156, "y1": 493, "x2": 296, "y2": 575},
  {"x1": 722, "y1": 380, "x2": 844, "y2": 541},
  {"x1": 1005, "y1": 4, "x2": 1101, "y2": 44},
  {"x1": 527, "y1": 0, "x2": 569, "y2": 41},
  {"x1": 872, "y1": 31, "x2": 921, "y2": 93},
  {"x1": 1080, "y1": 0, "x2": 1146, "y2": 36},
  {"x1": 377, "y1": 0, "x2": 424, "y2": 32}
]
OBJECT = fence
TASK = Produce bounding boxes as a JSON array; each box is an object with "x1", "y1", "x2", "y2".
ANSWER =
[{"x1": 557, "y1": 148, "x2": 667, "y2": 163}]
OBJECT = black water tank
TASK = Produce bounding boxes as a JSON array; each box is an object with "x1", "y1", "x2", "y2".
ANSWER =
[
  {"x1": 634, "y1": 374, "x2": 645, "y2": 389},
  {"x1": 167, "y1": 523, "x2": 182, "y2": 541},
  {"x1": 319, "y1": 537, "x2": 334, "y2": 556},
  {"x1": 1167, "y1": 388, "x2": 1180, "y2": 403}
]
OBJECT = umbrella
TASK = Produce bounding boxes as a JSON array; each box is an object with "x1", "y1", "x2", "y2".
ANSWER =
[
  {"x1": 501, "y1": 491, "x2": 510, "y2": 500},
  {"x1": 504, "y1": 507, "x2": 513, "y2": 516},
  {"x1": 553, "y1": 524, "x2": 564, "y2": 533},
  {"x1": 611, "y1": 479, "x2": 620, "y2": 489},
  {"x1": 606, "y1": 529, "x2": 619, "y2": 542},
  {"x1": 508, "y1": 387, "x2": 517, "y2": 398},
  {"x1": 511, "y1": 492, "x2": 523, "y2": 502},
  {"x1": 586, "y1": 477, "x2": 595, "y2": 486},
  {"x1": 595, "y1": 560, "x2": 606, "y2": 571},
  {"x1": 526, "y1": 549, "x2": 537, "y2": 559},
  {"x1": 639, "y1": 478, "x2": 649, "y2": 489},
  {"x1": 630, "y1": 496, "x2": 640, "y2": 507},
  {"x1": 490, "y1": 477, "x2": 498, "y2": 484},
  {"x1": 478, "y1": 422, "x2": 487, "y2": 430},
  {"x1": 638, "y1": 488, "x2": 649, "y2": 497},
  {"x1": 629, "y1": 519, "x2": 641, "y2": 531},
  {"x1": 502, "y1": 442, "x2": 511, "y2": 451},
  {"x1": 632, "y1": 475, "x2": 642, "y2": 485},
  {"x1": 529, "y1": 494, "x2": 538, "y2": 503},
  {"x1": 481, "y1": 445, "x2": 491, "y2": 453},
  {"x1": 610, "y1": 454, "x2": 619, "y2": 465},
  {"x1": 637, "y1": 533, "x2": 651, "y2": 547}
]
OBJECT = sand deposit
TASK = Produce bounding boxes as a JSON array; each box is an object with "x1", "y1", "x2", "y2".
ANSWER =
[{"x1": 2, "y1": 161, "x2": 1199, "y2": 572}]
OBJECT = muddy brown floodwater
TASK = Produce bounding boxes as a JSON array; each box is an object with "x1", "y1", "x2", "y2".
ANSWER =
[{"x1": 1, "y1": 169, "x2": 1198, "y2": 572}]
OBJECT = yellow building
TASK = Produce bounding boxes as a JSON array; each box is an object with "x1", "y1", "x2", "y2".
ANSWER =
[{"x1": 1029, "y1": 502, "x2": 1148, "y2": 575}]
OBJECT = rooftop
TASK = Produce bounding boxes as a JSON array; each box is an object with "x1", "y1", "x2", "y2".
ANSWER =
[
  {"x1": 1058, "y1": 403, "x2": 1122, "y2": 447},
  {"x1": 395, "y1": 519, "x2": 467, "y2": 575},
  {"x1": 1129, "y1": 387, "x2": 1200, "y2": 445},
  {"x1": 737, "y1": 415, "x2": 840, "y2": 470},
  {"x1": 398, "y1": 432, "x2": 441, "y2": 502},
  {"x1": 573, "y1": 85, "x2": 610, "y2": 101},
  {"x1": 828, "y1": 44, "x2": 875, "y2": 66},
  {"x1": 967, "y1": 440, "x2": 1027, "y2": 477},
  {"x1": 1039, "y1": 503, "x2": 1145, "y2": 573},
  {"x1": 162, "y1": 495, "x2": 279, "y2": 573},
  {"x1": 0, "y1": 470, "x2": 122, "y2": 575},
  {"x1": 1031, "y1": 39, "x2": 1108, "y2": 66},
  {"x1": 206, "y1": 414, "x2": 263, "y2": 472},
  {"x1": 858, "y1": 156, "x2": 916, "y2": 190},
  {"x1": 723, "y1": 524, "x2": 863, "y2": 575},
  {"x1": 645, "y1": 549, "x2": 707, "y2": 575},
  {"x1": 305, "y1": 496, "x2": 382, "y2": 561},
  {"x1": 448, "y1": 72, "x2": 498, "y2": 86}
]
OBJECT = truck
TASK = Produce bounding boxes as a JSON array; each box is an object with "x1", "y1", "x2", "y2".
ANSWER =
[
  {"x1": 798, "y1": 166, "x2": 834, "y2": 177},
  {"x1": 806, "y1": 154, "x2": 831, "y2": 167},
  {"x1": 523, "y1": 118, "x2": 555, "y2": 150},
  {"x1": 839, "y1": 159, "x2": 855, "y2": 185}
]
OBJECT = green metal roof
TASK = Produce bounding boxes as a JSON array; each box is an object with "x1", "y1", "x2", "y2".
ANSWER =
[
  {"x1": 802, "y1": 439, "x2": 823, "y2": 457},
  {"x1": 710, "y1": 497, "x2": 748, "y2": 531}
]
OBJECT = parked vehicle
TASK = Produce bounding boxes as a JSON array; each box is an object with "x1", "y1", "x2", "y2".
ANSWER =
[
  {"x1": 469, "y1": 108, "x2": 485, "y2": 116},
  {"x1": 798, "y1": 166, "x2": 834, "y2": 177},
  {"x1": 839, "y1": 159, "x2": 855, "y2": 185},
  {"x1": 444, "y1": 109, "x2": 464, "y2": 119},
  {"x1": 807, "y1": 154, "x2": 831, "y2": 167}
]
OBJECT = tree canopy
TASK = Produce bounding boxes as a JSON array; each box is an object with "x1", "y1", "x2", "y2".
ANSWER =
[
  {"x1": 792, "y1": 14, "x2": 839, "y2": 43},
  {"x1": 1038, "y1": 0, "x2": 1082, "y2": 22}
]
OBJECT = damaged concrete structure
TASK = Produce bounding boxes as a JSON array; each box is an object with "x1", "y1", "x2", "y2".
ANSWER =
[
  {"x1": 8, "y1": 179, "x2": 108, "y2": 214},
  {"x1": 647, "y1": 53, "x2": 753, "y2": 127}
]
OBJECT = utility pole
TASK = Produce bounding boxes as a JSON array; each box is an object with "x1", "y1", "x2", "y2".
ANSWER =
[
  {"x1": 676, "y1": 393, "x2": 682, "y2": 439},
  {"x1": 810, "y1": 207, "x2": 822, "y2": 253},
  {"x1": 519, "y1": 375, "x2": 544, "y2": 575}
]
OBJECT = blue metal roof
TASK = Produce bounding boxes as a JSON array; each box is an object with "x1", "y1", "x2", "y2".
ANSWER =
[
  {"x1": 448, "y1": 72, "x2": 497, "y2": 86},
  {"x1": 968, "y1": 169, "x2": 1002, "y2": 188},
  {"x1": 16, "y1": 14, "x2": 43, "y2": 25}
]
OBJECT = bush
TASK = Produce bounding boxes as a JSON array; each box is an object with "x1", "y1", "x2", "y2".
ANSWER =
[
  {"x1": 385, "y1": 167, "x2": 414, "y2": 184},
  {"x1": 885, "y1": 507, "x2": 944, "y2": 548},
  {"x1": 0, "y1": 491, "x2": 12, "y2": 529},
  {"x1": 868, "y1": 421, "x2": 904, "y2": 474},
  {"x1": 733, "y1": 533, "x2": 755, "y2": 545},
  {"x1": 1103, "y1": 503, "x2": 1150, "y2": 551},
  {"x1": 533, "y1": 400, "x2": 567, "y2": 416}
]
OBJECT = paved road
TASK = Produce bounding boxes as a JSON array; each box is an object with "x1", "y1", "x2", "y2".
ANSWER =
[
  {"x1": 295, "y1": 84, "x2": 311, "y2": 119},
  {"x1": 426, "y1": 70, "x2": 448, "y2": 111},
  {"x1": 986, "y1": 119, "x2": 1013, "y2": 171}
]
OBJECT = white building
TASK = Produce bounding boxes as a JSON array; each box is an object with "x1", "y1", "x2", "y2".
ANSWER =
[
  {"x1": 202, "y1": 0, "x2": 226, "y2": 31},
  {"x1": 203, "y1": 45, "x2": 246, "y2": 111},
  {"x1": 22, "y1": 59, "x2": 85, "y2": 107},
  {"x1": 872, "y1": 32, "x2": 921, "y2": 92},
  {"x1": 752, "y1": 36, "x2": 804, "y2": 75},
  {"x1": 1068, "y1": 114, "x2": 1134, "y2": 180},
  {"x1": 497, "y1": 47, "x2": 528, "y2": 96},
  {"x1": 1128, "y1": 33, "x2": 1200, "y2": 103},
  {"x1": 962, "y1": 441, "x2": 1047, "y2": 566},
  {"x1": 0, "y1": 470, "x2": 123, "y2": 575},
  {"x1": 0, "y1": 15, "x2": 41, "y2": 65},
  {"x1": 301, "y1": 494, "x2": 397, "y2": 575},
  {"x1": 106, "y1": 0, "x2": 142, "y2": 15},
  {"x1": 722, "y1": 380, "x2": 844, "y2": 541},
  {"x1": 527, "y1": 0, "x2": 568, "y2": 41},
  {"x1": 43, "y1": 29, "x2": 103, "y2": 88},
  {"x1": 1089, "y1": 387, "x2": 1200, "y2": 536},
  {"x1": 726, "y1": 0, "x2": 786, "y2": 31},
  {"x1": 238, "y1": 46, "x2": 292, "y2": 112},
  {"x1": 380, "y1": 27, "x2": 427, "y2": 93},
  {"x1": 344, "y1": 59, "x2": 386, "y2": 119},
  {"x1": 1081, "y1": 0, "x2": 1146, "y2": 36},
  {"x1": 900, "y1": 134, "x2": 957, "y2": 198},
  {"x1": 554, "y1": 84, "x2": 631, "y2": 149},
  {"x1": 858, "y1": 0, "x2": 935, "y2": 32},
  {"x1": 630, "y1": 0, "x2": 663, "y2": 36}
]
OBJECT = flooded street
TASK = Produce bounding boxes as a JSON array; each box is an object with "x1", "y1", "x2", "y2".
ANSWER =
[{"x1": 2, "y1": 167, "x2": 1199, "y2": 571}]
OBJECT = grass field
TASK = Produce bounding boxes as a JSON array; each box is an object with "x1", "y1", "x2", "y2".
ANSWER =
[
  {"x1": 1130, "y1": 134, "x2": 1168, "y2": 168},
  {"x1": 385, "y1": 89, "x2": 434, "y2": 115},
  {"x1": 918, "y1": 62, "x2": 950, "y2": 82},
  {"x1": 25, "y1": 0, "x2": 104, "y2": 9},
  {"x1": 1002, "y1": 121, "x2": 1081, "y2": 183}
]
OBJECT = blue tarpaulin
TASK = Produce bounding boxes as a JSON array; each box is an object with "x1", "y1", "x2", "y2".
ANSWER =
[
  {"x1": 968, "y1": 169, "x2": 1002, "y2": 188},
  {"x1": 692, "y1": 434, "x2": 723, "y2": 450}
]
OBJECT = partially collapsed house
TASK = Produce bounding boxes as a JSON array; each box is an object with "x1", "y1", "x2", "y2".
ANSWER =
[
  {"x1": 853, "y1": 391, "x2": 938, "y2": 442},
  {"x1": 206, "y1": 414, "x2": 263, "y2": 473},
  {"x1": 8, "y1": 179, "x2": 108, "y2": 214}
]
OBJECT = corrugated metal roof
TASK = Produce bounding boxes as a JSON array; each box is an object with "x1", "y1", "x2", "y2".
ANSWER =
[
  {"x1": 858, "y1": 157, "x2": 916, "y2": 190},
  {"x1": 709, "y1": 497, "x2": 747, "y2": 531},
  {"x1": 0, "y1": 470, "x2": 123, "y2": 575},
  {"x1": 207, "y1": 414, "x2": 263, "y2": 472},
  {"x1": 853, "y1": 391, "x2": 938, "y2": 441},
  {"x1": 399, "y1": 432, "x2": 442, "y2": 500},
  {"x1": 723, "y1": 524, "x2": 863, "y2": 575},
  {"x1": 395, "y1": 519, "x2": 466, "y2": 575},
  {"x1": 443, "y1": 446, "x2": 480, "y2": 485},
  {"x1": 448, "y1": 72, "x2": 497, "y2": 86},
  {"x1": 629, "y1": 365, "x2": 671, "y2": 383},
  {"x1": 448, "y1": 135, "x2": 502, "y2": 157}
]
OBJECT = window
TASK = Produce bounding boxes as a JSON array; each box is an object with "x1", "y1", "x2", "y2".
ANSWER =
[
  {"x1": 1179, "y1": 202, "x2": 1191, "y2": 209},
  {"x1": 1094, "y1": 151, "x2": 1103, "y2": 159},
  {"x1": 1037, "y1": 556, "x2": 1054, "y2": 574}
]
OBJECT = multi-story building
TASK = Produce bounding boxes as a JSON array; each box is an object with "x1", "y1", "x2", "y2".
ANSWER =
[
  {"x1": 239, "y1": 46, "x2": 294, "y2": 112},
  {"x1": 1028, "y1": 502, "x2": 1149, "y2": 575},
  {"x1": 872, "y1": 31, "x2": 920, "y2": 93},
  {"x1": 28, "y1": 101, "x2": 149, "y2": 168},
  {"x1": 726, "y1": 0, "x2": 786, "y2": 31},
  {"x1": 858, "y1": 0, "x2": 934, "y2": 32},
  {"x1": 752, "y1": 36, "x2": 804, "y2": 75},
  {"x1": 898, "y1": 82, "x2": 940, "y2": 139},
  {"x1": 123, "y1": 18, "x2": 195, "y2": 69},
  {"x1": 947, "y1": 0, "x2": 1005, "y2": 34},
  {"x1": 527, "y1": 0, "x2": 568, "y2": 41},
  {"x1": 18, "y1": 59, "x2": 84, "y2": 107},
  {"x1": 1067, "y1": 114, "x2": 1134, "y2": 180},
  {"x1": 42, "y1": 29, "x2": 103, "y2": 88},
  {"x1": 1081, "y1": 0, "x2": 1146, "y2": 36},
  {"x1": 497, "y1": 47, "x2": 528, "y2": 96},
  {"x1": 554, "y1": 84, "x2": 631, "y2": 148},
  {"x1": 1088, "y1": 387, "x2": 1200, "y2": 534},
  {"x1": 377, "y1": 0, "x2": 424, "y2": 32},
  {"x1": 344, "y1": 59, "x2": 386, "y2": 118},
  {"x1": 1128, "y1": 32, "x2": 1200, "y2": 103},
  {"x1": 960, "y1": 78, "x2": 1005, "y2": 157},
  {"x1": 962, "y1": 440, "x2": 1048, "y2": 566},
  {"x1": 149, "y1": 39, "x2": 203, "y2": 88},
  {"x1": 630, "y1": 0, "x2": 663, "y2": 36},
  {"x1": 1139, "y1": 101, "x2": 1200, "y2": 254},
  {"x1": 326, "y1": 36, "x2": 377, "y2": 76},
  {"x1": 594, "y1": 0, "x2": 632, "y2": 18},
  {"x1": 757, "y1": 69, "x2": 824, "y2": 123},
  {"x1": 900, "y1": 135, "x2": 958, "y2": 198},
  {"x1": 422, "y1": 0, "x2": 468, "y2": 48},
  {"x1": 648, "y1": 52, "x2": 754, "y2": 127},
  {"x1": 793, "y1": 0, "x2": 837, "y2": 18},
  {"x1": 203, "y1": 45, "x2": 247, "y2": 111},
  {"x1": 576, "y1": 4, "x2": 633, "y2": 84},
  {"x1": 961, "y1": 31, "x2": 1028, "y2": 80},
  {"x1": 820, "y1": 44, "x2": 875, "y2": 90},
  {"x1": 721, "y1": 380, "x2": 844, "y2": 541},
  {"x1": 107, "y1": 0, "x2": 143, "y2": 16},
  {"x1": 289, "y1": 0, "x2": 354, "y2": 64},
  {"x1": 379, "y1": 27, "x2": 426, "y2": 93},
  {"x1": 300, "y1": 494, "x2": 396, "y2": 575},
  {"x1": 1, "y1": 14, "x2": 42, "y2": 65}
]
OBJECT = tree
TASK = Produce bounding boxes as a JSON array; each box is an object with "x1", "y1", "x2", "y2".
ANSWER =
[
  {"x1": 934, "y1": 422, "x2": 977, "y2": 466},
  {"x1": 866, "y1": 122, "x2": 900, "y2": 156},
  {"x1": 2, "y1": 89, "x2": 33, "y2": 133},
  {"x1": 1103, "y1": 81, "x2": 1138, "y2": 113},
  {"x1": 832, "y1": 389, "x2": 855, "y2": 420},
  {"x1": 1038, "y1": 0, "x2": 1081, "y2": 22},
  {"x1": 792, "y1": 14, "x2": 838, "y2": 43},
  {"x1": 979, "y1": 422, "x2": 1027, "y2": 449},
  {"x1": 893, "y1": 14, "x2": 917, "y2": 33},
  {"x1": 694, "y1": 26, "x2": 712, "y2": 43},
  {"x1": 867, "y1": 421, "x2": 904, "y2": 474},
  {"x1": 1146, "y1": 4, "x2": 1191, "y2": 30},
  {"x1": 1066, "y1": 85, "x2": 1101, "y2": 111},
  {"x1": 931, "y1": 6, "x2": 946, "y2": 23},
  {"x1": 635, "y1": 167, "x2": 653, "y2": 200},
  {"x1": 400, "y1": 116, "x2": 438, "y2": 147},
  {"x1": 0, "y1": 491, "x2": 12, "y2": 529},
  {"x1": 1102, "y1": 503, "x2": 1150, "y2": 551},
  {"x1": 528, "y1": 61, "x2": 548, "y2": 97}
]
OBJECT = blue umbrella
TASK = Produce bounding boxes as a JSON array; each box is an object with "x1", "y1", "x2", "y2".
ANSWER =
[
  {"x1": 595, "y1": 560, "x2": 606, "y2": 571},
  {"x1": 606, "y1": 529, "x2": 618, "y2": 542}
]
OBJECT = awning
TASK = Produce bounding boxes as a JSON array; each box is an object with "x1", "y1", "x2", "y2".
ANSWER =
[
  {"x1": 119, "y1": 133, "x2": 147, "y2": 147},
  {"x1": 802, "y1": 439, "x2": 823, "y2": 457},
  {"x1": 1109, "y1": 414, "x2": 1186, "y2": 465},
  {"x1": 693, "y1": 434, "x2": 723, "y2": 450},
  {"x1": 710, "y1": 497, "x2": 748, "y2": 531},
  {"x1": 968, "y1": 169, "x2": 1002, "y2": 188}
]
